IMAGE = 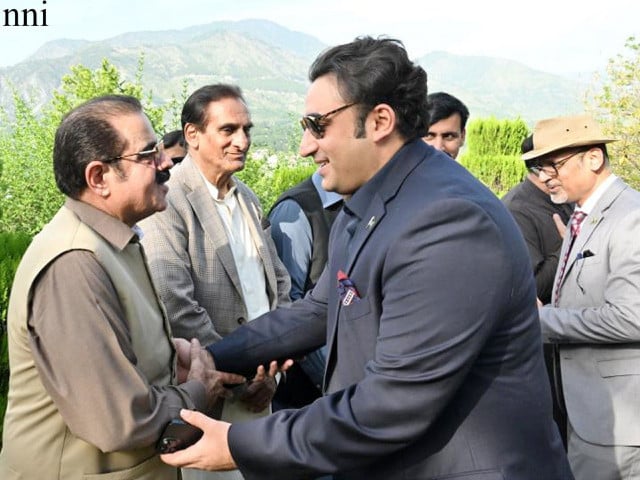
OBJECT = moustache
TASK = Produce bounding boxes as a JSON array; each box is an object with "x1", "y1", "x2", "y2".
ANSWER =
[{"x1": 156, "y1": 169, "x2": 171, "y2": 185}]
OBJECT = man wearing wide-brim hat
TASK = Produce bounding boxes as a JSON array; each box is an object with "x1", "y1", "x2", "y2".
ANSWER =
[{"x1": 529, "y1": 113, "x2": 640, "y2": 479}]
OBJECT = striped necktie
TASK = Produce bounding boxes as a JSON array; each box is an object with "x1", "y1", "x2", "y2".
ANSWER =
[{"x1": 553, "y1": 210, "x2": 587, "y2": 306}]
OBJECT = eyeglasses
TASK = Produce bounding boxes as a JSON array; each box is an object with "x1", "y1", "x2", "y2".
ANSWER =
[
  {"x1": 105, "y1": 140, "x2": 165, "y2": 168},
  {"x1": 527, "y1": 150, "x2": 584, "y2": 177},
  {"x1": 300, "y1": 103, "x2": 357, "y2": 139}
]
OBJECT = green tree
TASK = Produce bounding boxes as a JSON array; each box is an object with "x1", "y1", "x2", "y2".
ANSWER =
[
  {"x1": 0, "y1": 92, "x2": 60, "y2": 234},
  {"x1": 0, "y1": 57, "x2": 180, "y2": 234},
  {"x1": 586, "y1": 36, "x2": 640, "y2": 188}
]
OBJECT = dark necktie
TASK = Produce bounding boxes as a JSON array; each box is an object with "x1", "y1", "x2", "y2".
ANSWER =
[{"x1": 553, "y1": 210, "x2": 587, "y2": 306}]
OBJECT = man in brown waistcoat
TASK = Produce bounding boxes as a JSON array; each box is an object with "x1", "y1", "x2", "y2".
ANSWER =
[{"x1": 0, "y1": 95, "x2": 246, "y2": 480}]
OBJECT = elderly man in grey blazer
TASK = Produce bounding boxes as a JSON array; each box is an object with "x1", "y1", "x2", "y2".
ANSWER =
[
  {"x1": 139, "y1": 84, "x2": 290, "y2": 480},
  {"x1": 525, "y1": 114, "x2": 640, "y2": 479}
]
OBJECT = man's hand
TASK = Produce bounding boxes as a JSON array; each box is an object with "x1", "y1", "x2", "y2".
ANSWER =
[
  {"x1": 553, "y1": 213, "x2": 567, "y2": 240},
  {"x1": 186, "y1": 339, "x2": 245, "y2": 410},
  {"x1": 237, "y1": 361, "x2": 280, "y2": 413},
  {"x1": 173, "y1": 338, "x2": 192, "y2": 384},
  {"x1": 160, "y1": 409, "x2": 236, "y2": 471}
]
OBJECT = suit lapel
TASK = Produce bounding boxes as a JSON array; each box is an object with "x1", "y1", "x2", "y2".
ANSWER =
[
  {"x1": 324, "y1": 140, "x2": 429, "y2": 389},
  {"x1": 180, "y1": 157, "x2": 244, "y2": 299},
  {"x1": 562, "y1": 178, "x2": 627, "y2": 286},
  {"x1": 344, "y1": 195, "x2": 386, "y2": 274},
  {"x1": 344, "y1": 142, "x2": 426, "y2": 274}
]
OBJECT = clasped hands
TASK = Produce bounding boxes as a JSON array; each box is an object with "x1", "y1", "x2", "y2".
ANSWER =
[
  {"x1": 174, "y1": 337, "x2": 292, "y2": 412},
  {"x1": 165, "y1": 338, "x2": 293, "y2": 471}
]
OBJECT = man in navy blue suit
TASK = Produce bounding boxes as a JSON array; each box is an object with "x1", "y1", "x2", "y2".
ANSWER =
[{"x1": 162, "y1": 36, "x2": 572, "y2": 480}]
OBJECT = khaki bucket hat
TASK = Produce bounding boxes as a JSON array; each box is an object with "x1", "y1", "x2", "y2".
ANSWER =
[{"x1": 522, "y1": 114, "x2": 617, "y2": 161}]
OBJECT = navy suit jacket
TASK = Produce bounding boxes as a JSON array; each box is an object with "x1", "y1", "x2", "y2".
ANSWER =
[{"x1": 209, "y1": 140, "x2": 572, "y2": 480}]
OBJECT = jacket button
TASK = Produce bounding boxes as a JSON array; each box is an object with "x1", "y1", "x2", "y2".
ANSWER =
[{"x1": 237, "y1": 317, "x2": 246, "y2": 325}]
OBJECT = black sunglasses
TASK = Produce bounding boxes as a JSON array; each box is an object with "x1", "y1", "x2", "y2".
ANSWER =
[{"x1": 300, "y1": 103, "x2": 358, "y2": 139}]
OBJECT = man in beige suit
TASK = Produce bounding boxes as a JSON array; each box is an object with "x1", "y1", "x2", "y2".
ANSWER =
[
  {"x1": 140, "y1": 84, "x2": 291, "y2": 480},
  {"x1": 0, "y1": 95, "x2": 244, "y2": 479},
  {"x1": 527, "y1": 114, "x2": 640, "y2": 479}
]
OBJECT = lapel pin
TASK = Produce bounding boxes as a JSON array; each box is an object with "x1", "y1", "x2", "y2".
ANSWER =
[
  {"x1": 590, "y1": 217, "x2": 598, "y2": 225},
  {"x1": 366, "y1": 216, "x2": 377, "y2": 229}
]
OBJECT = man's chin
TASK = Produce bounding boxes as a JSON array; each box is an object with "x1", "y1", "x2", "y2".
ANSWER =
[
  {"x1": 231, "y1": 159, "x2": 245, "y2": 172},
  {"x1": 154, "y1": 199, "x2": 168, "y2": 213},
  {"x1": 550, "y1": 192, "x2": 569, "y2": 205},
  {"x1": 320, "y1": 176, "x2": 335, "y2": 193}
]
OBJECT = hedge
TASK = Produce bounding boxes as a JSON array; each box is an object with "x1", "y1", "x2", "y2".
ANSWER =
[
  {"x1": 460, "y1": 117, "x2": 529, "y2": 197},
  {"x1": 460, "y1": 153, "x2": 528, "y2": 198}
]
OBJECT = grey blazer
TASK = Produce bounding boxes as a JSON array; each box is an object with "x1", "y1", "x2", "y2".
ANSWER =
[
  {"x1": 540, "y1": 177, "x2": 640, "y2": 446},
  {"x1": 139, "y1": 155, "x2": 290, "y2": 346}
]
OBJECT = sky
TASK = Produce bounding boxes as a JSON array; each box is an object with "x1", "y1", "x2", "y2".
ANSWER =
[{"x1": 0, "y1": 0, "x2": 638, "y2": 74}]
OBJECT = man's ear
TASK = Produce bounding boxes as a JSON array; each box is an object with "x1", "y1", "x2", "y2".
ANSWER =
[
  {"x1": 85, "y1": 160, "x2": 111, "y2": 197},
  {"x1": 586, "y1": 147, "x2": 605, "y2": 172},
  {"x1": 369, "y1": 104, "x2": 396, "y2": 142},
  {"x1": 184, "y1": 123, "x2": 199, "y2": 149},
  {"x1": 460, "y1": 128, "x2": 466, "y2": 145}
]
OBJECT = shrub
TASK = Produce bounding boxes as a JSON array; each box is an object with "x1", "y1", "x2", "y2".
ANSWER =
[
  {"x1": 461, "y1": 154, "x2": 527, "y2": 198},
  {"x1": 460, "y1": 117, "x2": 529, "y2": 196}
]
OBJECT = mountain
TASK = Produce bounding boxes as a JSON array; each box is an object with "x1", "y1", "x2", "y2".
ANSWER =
[
  {"x1": 417, "y1": 51, "x2": 587, "y2": 122},
  {"x1": 0, "y1": 19, "x2": 590, "y2": 150}
]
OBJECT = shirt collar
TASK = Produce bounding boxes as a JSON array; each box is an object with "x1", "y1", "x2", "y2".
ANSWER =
[
  {"x1": 578, "y1": 174, "x2": 617, "y2": 215},
  {"x1": 343, "y1": 143, "x2": 407, "y2": 220},
  {"x1": 200, "y1": 172, "x2": 237, "y2": 202},
  {"x1": 131, "y1": 224, "x2": 144, "y2": 241},
  {"x1": 65, "y1": 197, "x2": 138, "y2": 250}
]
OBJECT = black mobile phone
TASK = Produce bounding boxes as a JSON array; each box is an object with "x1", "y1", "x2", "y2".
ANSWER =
[{"x1": 156, "y1": 419, "x2": 203, "y2": 454}]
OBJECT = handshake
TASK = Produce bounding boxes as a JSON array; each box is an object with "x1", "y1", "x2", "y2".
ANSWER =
[{"x1": 174, "y1": 338, "x2": 292, "y2": 413}]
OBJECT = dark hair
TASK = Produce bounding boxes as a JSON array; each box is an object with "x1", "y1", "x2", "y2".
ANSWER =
[
  {"x1": 162, "y1": 129, "x2": 185, "y2": 148},
  {"x1": 53, "y1": 95, "x2": 142, "y2": 198},
  {"x1": 181, "y1": 84, "x2": 245, "y2": 131},
  {"x1": 309, "y1": 36, "x2": 429, "y2": 140},
  {"x1": 427, "y1": 92, "x2": 469, "y2": 130}
]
